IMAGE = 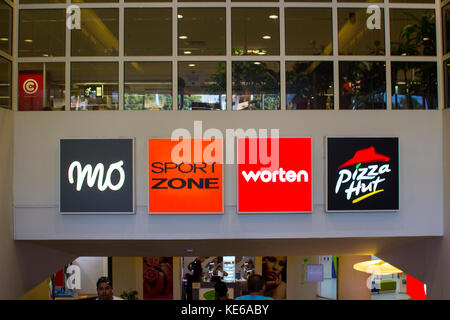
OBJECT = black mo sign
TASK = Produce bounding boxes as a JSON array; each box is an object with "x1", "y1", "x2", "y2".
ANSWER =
[{"x1": 60, "y1": 138, "x2": 135, "y2": 214}]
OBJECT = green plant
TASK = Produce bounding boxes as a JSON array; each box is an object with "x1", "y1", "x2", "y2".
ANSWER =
[
  {"x1": 392, "y1": 12, "x2": 436, "y2": 56},
  {"x1": 120, "y1": 289, "x2": 139, "y2": 300}
]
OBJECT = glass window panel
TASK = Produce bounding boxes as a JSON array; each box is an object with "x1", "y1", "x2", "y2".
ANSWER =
[
  {"x1": 390, "y1": 9, "x2": 436, "y2": 56},
  {"x1": 178, "y1": 8, "x2": 226, "y2": 56},
  {"x1": 232, "y1": 61, "x2": 280, "y2": 110},
  {"x1": 338, "y1": 8, "x2": 385, "y2": 55},
  {"x1": 444, "y1": 60, "x2": 450, "y2": 108},
  {"x1": 446, "y1": 60, "x2": 450, "y2": 108},
  {"x1": 73, "y1": 0, "x2": 117, "y2": 3},
  {"x1": 125, "y1": 9, "x2": 172, "y2": 56},
  {"x1": 71, "y1": 62, "x2": 118, "y2": 111},
  {"x1": 232, "y1": 0, "x2": 277, "y2": 2},
  {"x1": 338, "y1": 0, "x2": 382, "y2": 2},
  {"x1": 71, "y1": 9, "x2": 119, "y2": 57},
  {"x1": 181, "y1": 0, "x2": 223, "y2": 2},
  {"x1": 0, "y1": 2, "x2": 12, "y2": 55},
  {"x1": 232, "y1": 8, "x2": 280, "y2": 56},
  {"x1": 0, "y1": 57, "x2": 11, "y2": 110},
  {"x1": 19, "y1": 9, "x2": 65, "y2": 57},
  {"x1": 286, "y1": 61, "x2": 333, "y2": 110},
  {"x1": 285, "y1": 0, "x2": 330, "y2": 2},
  {"x1": 444, "y1": 5, "x2": 450, "y2": 55},
  {"x1": 178, "y1": 61, "x2": 226, "y2": 110},
  {"x1": 125, "y1": 0, "x2": 170, "y2": 2},
  {"x1": 390, "y1": 0, "x2": 434, "y2": 3},
  {"x1": 391, "y1": 62, "x2": 437, "y2": 110},
  {"x1": 285, "y1": 8, "x2": 332, "y2": 56},
  {"x1": 125, "y1": 62, "x2": 172, "y2": 110},
  {"x1": 125, "y1": 0, "x2": 171, "y2": 2},
  {"x1": 18, "y1": 62, "x2": 65, "y2": 111},
  {"x1": 339, "y1": 61, "x2": 386, "y2": 110},
  {"x1": 20, "y1": 0, "x2": 65, "y2": 3}
]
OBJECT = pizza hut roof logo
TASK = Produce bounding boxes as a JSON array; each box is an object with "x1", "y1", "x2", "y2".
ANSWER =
[
  {"x1": 338, "y1": 146, "x2": 390, "y2": 169},
  {"x1": 335, "y1": 146, "x2": 391, "y2": 204}
]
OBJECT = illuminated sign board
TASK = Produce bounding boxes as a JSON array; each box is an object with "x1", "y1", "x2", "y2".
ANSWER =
[
  {"x1": 326, "y1": 137, "x2": 399, "y2": 212},
  {"x1": 148, "y1": 138, "x2": 223, "y2": 214},
  {"x1": 84, "y1": 85, "x2": 103, "y2": 98},
  {"x1": 60, "y1": 138, "x2": 135, "y2": 214},
  {"x1": 222, "y1": 256, "x2": 236, "y2": 283},
  {"x1": 237, "y1": 138, "x2": 312, "y2": 213}
]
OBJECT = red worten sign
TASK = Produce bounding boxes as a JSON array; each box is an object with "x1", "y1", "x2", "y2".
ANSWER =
[{"x1": 237, "y1": 138, "x2": 312, "y2": 213}]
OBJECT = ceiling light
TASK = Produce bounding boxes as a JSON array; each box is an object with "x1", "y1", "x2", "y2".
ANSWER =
[
  {"x1": 262, "y1": 35, "x2": 271, "y2": 40},
  {"x1": 178, "y1": 14, "x2": 183, "y2": 19},
  {"x1": 179, "y1": 35, "x2": 188, "y2": 39},
  {"x1": 188, "y1": 64, "x2": 196, "y2": 67},
  {"x1": 401, "y1": 53, "x2": 407, "y2": 56},
  {"x1": 254, "y1": 62, "x2": 261, "y2": 65},
  {"x1": 269, "y1": 15, "x2": 278, "y2": 19},
  {"x1": 24, "y1": 39, "x2": 33, "y2": 43},
  {"x1": 353, "y1": 260, "x2": 403, "y2": 275},
  {"x1": 42, "y1": 54, "x2": 49, "y2": 57},
  {"x1": 0, "y1": 38, "x2": 8, "y2": 41},
  {"x1": 423, "y1": 37, "x2": 430, "y2": 41},
  {"x1": 184, "y1": 51, "x2": 192, "y2": 55}
]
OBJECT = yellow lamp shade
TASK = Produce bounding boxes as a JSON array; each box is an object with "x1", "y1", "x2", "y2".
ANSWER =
[{"x1": 353, "y1": 260, "x2": 403, "y2": 275}]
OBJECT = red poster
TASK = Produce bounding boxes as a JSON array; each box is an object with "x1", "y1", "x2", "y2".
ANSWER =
[
  {"x1": 19, "y1": 73, "x2": 44, "y2": 111},
  {"x1": 406, "y1": 274, "x2": 426, "y2": 300},
  {"x1": 143, "y1": 257, "x2": 173, "y2": 300},
  {"x1": 238, "y1": 138, "x2": 312, "y2": 213}
]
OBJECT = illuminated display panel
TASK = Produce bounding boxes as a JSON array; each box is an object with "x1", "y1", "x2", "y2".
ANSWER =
[
  {"x1": 148, "y1": 138, "x2": 223, "y2": 214},
  {"x1": 237, "y1": 138, "x2": 312, "y2": 214},
  {"x1": 326, "y1": 137, "x2": 399, "y2": 212},
  {"x1": 60, "y1": 138, "x2": 135, "y2": 214}
]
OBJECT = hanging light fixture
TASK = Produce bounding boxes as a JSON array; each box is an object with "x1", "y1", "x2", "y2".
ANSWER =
[{"x1": 353, "y1": 259, "x2": 403, "y2": 275}]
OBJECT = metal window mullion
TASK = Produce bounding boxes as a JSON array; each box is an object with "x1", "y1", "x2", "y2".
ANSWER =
[
  {"x1": 436, "y1": 4, "x2": 444, "y2": 109},
  {"x1": 226, "y1": 0, "x2": 232, "y2": 111},
  {"x1": 12, "y1": 1, "x2": 18, "y2": 111},
  {"x1": 280, "y1": 2, "x2": 286, "y2": 111},
  {"x1": 385, "y1": 2, "x2": 392, "y2": 110},
  {"x1": 173, "y1": 4, "x2": 178, "y2": 111},
  {"x1": 119, "y1": 5, "x2": 124, "y2": 111},
  {"x1": 65, "y1": 0, "x2": 70, "y2": 111},
  {"x1": 332, "y1": 1, "x2": 339, "y2": 110}
]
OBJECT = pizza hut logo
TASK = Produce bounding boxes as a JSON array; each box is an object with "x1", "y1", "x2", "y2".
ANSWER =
[{"x1": 335, "y1": 146, "x2": 391, "y2": 203}]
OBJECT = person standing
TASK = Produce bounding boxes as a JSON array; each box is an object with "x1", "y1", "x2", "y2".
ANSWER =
[
  {"x1": 235, "y1": 274, "x2": 273, "y2": 301},
  {"x1": 96, "y1": 277, "x2": 123, "y2": 300}
]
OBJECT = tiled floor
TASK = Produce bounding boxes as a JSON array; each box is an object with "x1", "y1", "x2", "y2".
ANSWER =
[{"x1": 371, "y1": 292, "x2": 410, "y2": 300}]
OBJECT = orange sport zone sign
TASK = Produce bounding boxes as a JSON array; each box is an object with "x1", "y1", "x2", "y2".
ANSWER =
[{"x1": 148, "y1": 139, "x2": 223, "y2": 213}]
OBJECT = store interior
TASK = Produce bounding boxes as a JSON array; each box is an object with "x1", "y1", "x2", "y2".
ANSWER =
[{"x1": 20, "y1": 254, "x2": 422, "y2": 300}]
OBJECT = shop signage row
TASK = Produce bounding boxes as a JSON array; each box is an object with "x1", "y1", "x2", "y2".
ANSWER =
[{"x1": 59, "y1": 137, "x2": 399, "y2": 214}]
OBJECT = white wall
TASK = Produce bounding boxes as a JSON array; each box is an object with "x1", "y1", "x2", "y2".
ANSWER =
[
  {"x1": 0, "y1": 109, "x2": 75, "y2": 299},
  {"x1": 376, "y1": 109, "x2": 450, "y2": 299},
  {"x1": 13, "y1": 110, "x2": 443, "y2": 240},
  {"x1": 73, "y1": 257, "x2": 108, "y2": 295}
]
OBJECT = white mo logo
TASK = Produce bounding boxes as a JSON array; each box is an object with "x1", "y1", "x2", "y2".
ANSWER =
[
  {"x1": 68, "y1": 161, "x2": 125, "y2": 191},
  {"x1": 23, "y1": 79, "x2": 38, "y2": 95}
]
